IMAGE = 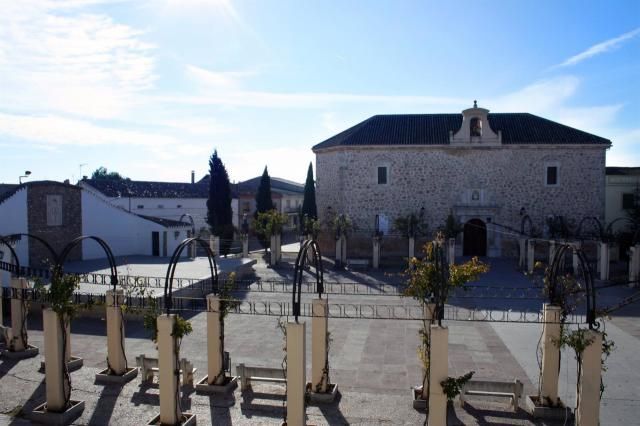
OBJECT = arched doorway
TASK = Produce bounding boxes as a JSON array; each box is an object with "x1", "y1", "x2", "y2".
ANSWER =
[{"x1": 463, "y1": 218, "x2": 487, "y2": 256}]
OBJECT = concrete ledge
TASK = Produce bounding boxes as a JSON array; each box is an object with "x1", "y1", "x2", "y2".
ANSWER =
[
  {"x1": 306, "y1": 382, "x2": 338, "y2": 403},
  {"x1": 40, "y1": 356, "x2": 83, "y2": 373},
  {"x1": 195, "y1": 375, "x2": 238, "y2": 395},
  {"x1": 95, "y1": 367, "x2": 139, "y2": 385},
  {"x1": 411, "y1": 386, "x2": 427, "y2": 410},
  {"x1": 2, "y1": 344, "x2": 39, "y2": 359},
  {"x1": 524, "y1": 395, "x2": 573, "y2": 420},
  {"x1": 147, "y1": 412, "x2": 196, "y2": 425},
  {"x1": 29, "y1": 400, "x2": 84, "y2": 425}
]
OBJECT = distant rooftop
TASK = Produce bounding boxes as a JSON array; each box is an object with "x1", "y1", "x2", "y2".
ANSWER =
[
  {"x1": 82, "y1": 178, "x2": 210, "y2": 199},
  {"x1": 606, "y1": 167, "x2": 640, "y2": 176},
  {"x1": 199, "y1": 175, "x2": 304, "y2": 195}
]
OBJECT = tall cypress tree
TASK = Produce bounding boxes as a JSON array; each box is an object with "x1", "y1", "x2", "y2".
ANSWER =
[
  {"x1": 301, "y1": 162, "x2": 317, "y2": 221},
  {"x1": 255, "y1": 166, "x2": 274, "y2": 250},
  {"x1": 206, "y1": 150, "x2": 234, "y2": 256}
]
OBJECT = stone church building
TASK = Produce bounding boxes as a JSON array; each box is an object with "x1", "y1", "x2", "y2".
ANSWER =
[{"x1": 312, "y1": 103, "x2": 611, "y2": 258}]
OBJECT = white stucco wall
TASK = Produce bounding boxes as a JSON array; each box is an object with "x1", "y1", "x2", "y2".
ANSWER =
[
  {"x1": 0, "y1": 188, "x2": 28, "y2": 286},
  {"x1": 81, "y1": 191, "x2": 190, "y2": 260},
  {"x1": 605, "y1": 174, "x2": 640, "y2": 231}
]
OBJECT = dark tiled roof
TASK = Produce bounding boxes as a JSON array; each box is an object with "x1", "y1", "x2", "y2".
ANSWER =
[
  {"x1": 606, "y1": 167, "x2": 640, "y2": 176},
  {"x1": 83, "y1": 179, "x2": 209, "y2": 199},
  {"x1": 312, "y1": 113, "x2": 611, "y2": 150},
  {"x1": 136, "y1": 214, "x2": 191, "y2": 228},
  {"x1": 0, "y1": 181, "x2": 79, "y2": 205},
  {"x1": 0, "y1": 184, "x2": 20, "y2": 205},
  {"x1": 199, "y1": 175, "x2": 304, "y2": 195}
]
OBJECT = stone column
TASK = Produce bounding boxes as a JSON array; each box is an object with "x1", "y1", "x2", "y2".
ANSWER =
[
  {"x1": 210, "y1": 236, "x2": 220, "y2": 258},
  {"x1": 311, "y1": 299, "x2": 328, "y2": 393},
  {"x1": 190, "y1": 240, "x2": 197, "y2": 259},
  {"x1": 540, "y1": 304, "x2": 561, "y2": 403},
  {"x1": 448, "y1": 238, "x2": 455, "y2": 266},
  {"x1": 575, "y1": 330, "x2": 603, "y2": 426},
  {"x1": 428, "y1": 325, "x2": 448, "y2": 426},
  {"x1": 241, "y1": 234, "x2": 249, "y2": 258},
  {"x1": 408, "y1": 237, "x2": 415, "y2": 260},
  {"x1": 629, "y1": 244, "x2": 640, "y2": 287},
  {"x1": 158, "y1": 315, "x2": 181, "y2": 425},
  {"x1": 519, "y1": 238, "x2": 527, "y2": 269},
  {"x1": 207, "y1": 295, "x2": 223, "y2": 385},
  {"x1": 43, "y1": 308, "x2": 68, "y2": 412},
  {"x1": 286, "y1": 321, "x2": 306, "y2": 426},
  {"x1": 269, "y1": 235, "x2": 278, "y2": 267},
  {"x1": 527, "y1": 239, "x2": 535, "y2": 274},
  {"x1": 10, "y1": 277, "x2": 28, "y2": 351},
  {"x1": 335, "y1": 237, "x2": 342, "y2": 267},
  {"x1": 372, "y1": 238, "x2": 381, "y2": 269},
  {"x1": 598, "y1": 242, "x2": 609, "y2": 281},
  {"x1": 421, "y1": 303, "x2": 436, "y2": 401},
  {"x1": 572, "y1": 242, "x2": 582, "y2": 274},
  {"x1": 276, "y1": 234, "x2": 282, "y2": 263},
  {"x1": 106, "y1": 290, "x2": 126, "y2": 375},
  {"x1": 340, "y1": 235, "x2": 347, "y2": 265},
  {"x1": 549, "y1": 240, "x2": 556, "y2": 265}
]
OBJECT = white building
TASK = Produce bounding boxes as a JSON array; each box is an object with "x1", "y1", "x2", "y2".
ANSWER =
[
  {"x1": 0, "y1": 181, "x2": 191, "y2": 283},
  {"x1": 605, "y1": 167, "x2": 640, "y2": 231}
]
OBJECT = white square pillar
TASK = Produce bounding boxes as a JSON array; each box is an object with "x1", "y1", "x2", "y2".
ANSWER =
[
  {"x1": 287, "y1": 321, "x2": 306, "y2": 426},
  {"x1": 575, "y1": 330, "x2": 603, "y2": 426},
  {"x1": 408, "y1": 237, "x2": 415, "y2": 260},
  {"x1": 311, "y1": 299, "x2": 328, "y2": 392},
  {"x1": 207, "y1": 295, "x2": 224, "y2": 385},
  {"x1": 428, "y1": 325, "x2": 448, "y2": 426},
  {"x1": 548, "y1": 240, "x2": 556, "y2": 265},
  {"x1": 527, "y1": 239, "x2": 535, "y2": 274},
  {"x1": 269, "y1": 235, "x2": 278, "y2": 267},
  {"x1": 421, "y1": 303, "x2": 436, "y2": 400},
  {"x1": 372, "y1": 238, "x2": 380, "y2": 269},
  {"x1": 340, "y1": 235, "x2": 347, "y2": 265},
  {"x1": 106, "y1": 290, "x2": 126, "y2": 375},
  {"x1": 448, "y1": 238, "x2": 455, "y2": 266},
  {"x1": 210, "y1": 236, "x2": 220, "y2": 259},
  {"x1": 242, "y1": 235, "x2": 249, "y2": 258},
  {"x1": 630, "y1": 244, "x2": 640, "y2": 286},
  {"x1": 598, "y1": 242, "x2": 609, "y2": 281},
  {"x1": 158, "y1": 315, "x2": 180, "y2": 425},
  {"x1": 43, "y1": 308, "x2": 68, "y2": 412},
  {"x1": 10, "y1": 277, "x2": 29, "y2": 351},
  {"x1": 572, "y1": 242, "x2": 582, "y2": 274},
  {"x1": 540, "y1": 304, "x2": 561, "y2": 403},
  {"x1": 519, "y1": 238, "x2": 526, "y2": 269}
]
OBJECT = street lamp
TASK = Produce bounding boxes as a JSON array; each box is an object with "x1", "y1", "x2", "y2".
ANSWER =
[{"x1": 19, "y1": 171, "x2": 31, "y2": 184}]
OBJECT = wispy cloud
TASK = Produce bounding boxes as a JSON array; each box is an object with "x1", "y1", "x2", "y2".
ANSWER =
[
  {"x1": 556, "y1": 27, "x2": 640, "y2": 68},
  {"x1": 0, "y1": 0, "x2": 156, "y2": 118}
]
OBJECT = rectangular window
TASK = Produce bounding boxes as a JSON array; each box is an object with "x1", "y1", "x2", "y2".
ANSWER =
[
  {"x1": 177, "y1": 204, "x2": 182, "y2": 209},
  {"x1": 623, "y1": 193, "x2": 635, "y2": 209},
  {"x1": 377, "y1": 166, "x2": 388, "y2": 185},
  {"x1": 137, "y1": 205, "x2": 144, "y2": 209},
  {"x1": 546, "y1": 166, "x2": 558, "y2": 186},
  {"x1": 158, "y1": 204, "x2": 164, "y2": 209}
]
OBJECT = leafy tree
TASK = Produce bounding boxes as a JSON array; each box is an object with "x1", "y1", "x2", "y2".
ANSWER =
[
  {"x1": 255, "y1": 166, "x2": 274, "y2": 250},
  {"x1": 206, "y1": 150, "x2": 234, "y2": 256},
  {"x1": 301, "y1": 162, "x2": 318, "y2": 233},
  {"x1": 91, "y1": 166, "x2": 129, "y2": 180},
  {"x1": 394, "y1": 210, "x2": 429, "y2": 238}
]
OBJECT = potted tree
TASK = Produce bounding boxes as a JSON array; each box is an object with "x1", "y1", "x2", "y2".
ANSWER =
[
  {"x1": 404, "y1": 235, "x2": 488, "y2": 415},
  {"x1": 394, "y1": 209, "x2": 429, "y2": 259}
]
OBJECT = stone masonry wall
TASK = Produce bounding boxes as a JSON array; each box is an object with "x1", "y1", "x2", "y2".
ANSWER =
[
  {"x1": 28, "y1": 183, "x2": 82, "y2": 268},
  {"x1": 315, "y1": 145, "x2": 606, "y2": 256}
]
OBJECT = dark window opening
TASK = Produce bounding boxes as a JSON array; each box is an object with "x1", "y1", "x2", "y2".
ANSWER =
[
  {"x1": 377, "y1": 166, "x2": 388, "y2": 185},
  {"x1": 470, "y1": 117, "x2": 482, "y2": 137},
  {"x1": 137, "y1": 205, "x2": 144, "y2": 209},
  {"x1": 623, "y1": 193, "x2": 635, "y2": 209},
  {"x1": 546, "y1": 166, "x2": 558, "y2": 185}
]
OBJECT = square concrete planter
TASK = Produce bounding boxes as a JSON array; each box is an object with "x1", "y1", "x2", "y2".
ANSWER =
[
  {"x1": 524, "y1": 395, "x2": 573, "y2": 420},
  {"x1": 147, "y1": 413, "x2": 196, "y2": 425},
  {"x1": 411, "y1": 386, "x2": 427, "y2": 410},
  {"x1": 306, "y1": 382, "x2": 339, "y2": 403},
  {"x1": 195, "y1": 375, "x2": 238, "y2": 395},
  {"x1": 95, "y1": 367, "x2": 139, "y2": 385},
  {"x1": 1, "y1": 344, "x2": 39, "y2": 359},
  {"x1": 29, "y1": 399, "x2": 84, "y2": 425},
  {"x1": 40, "y1": 356, "x2": 83, "y2": 373}
]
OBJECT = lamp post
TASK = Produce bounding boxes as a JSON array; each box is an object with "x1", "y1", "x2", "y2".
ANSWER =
[{"x1": 19, "y1": 171, "x2": 31, "y2": 184}]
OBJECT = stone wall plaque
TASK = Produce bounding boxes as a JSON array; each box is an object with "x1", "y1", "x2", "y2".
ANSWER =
[{"x1": 46, "y1": 195, "x2": 63, "y2": 226}]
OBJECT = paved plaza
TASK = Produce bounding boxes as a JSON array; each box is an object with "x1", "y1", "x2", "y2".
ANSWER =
[{"x1": 0, "y1": 254, "x2": 639, "y2": 425}]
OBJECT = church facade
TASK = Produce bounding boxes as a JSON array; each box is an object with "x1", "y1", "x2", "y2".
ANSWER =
[{"x1": 312, "y1": 103, "x2": 611, "y2": 257}]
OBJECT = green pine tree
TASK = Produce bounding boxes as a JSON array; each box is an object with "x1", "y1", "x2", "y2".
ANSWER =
[
  {"x1": 255, "y1": 166, "x2": 274, "y2": 250},
  {"x1": 206, "y1": 150, "x2": 234, "y2": 256},
  {"x1": 301, "y1": 162, "x2": 318, "y2": 233}
]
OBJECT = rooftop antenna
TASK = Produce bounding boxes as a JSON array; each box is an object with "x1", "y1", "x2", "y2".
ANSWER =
[{"x1": 79, "y1": 163, "x2": 88, "y2": 180}]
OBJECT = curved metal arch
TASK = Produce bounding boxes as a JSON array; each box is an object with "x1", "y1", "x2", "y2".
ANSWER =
[
  {"x1": 57, "y1": 236, "x2": 119, "y2": 293},
  {"x1": 0, "y1": 236, "x2": 21, "y2": 276},
  {"x1": 292, "y1": 239, "x2": 324, "y2": 322},
  {"x1": 164, "y1": 237, "x2": 218, "y2": 315},
  {"x1": 179, "y1": 214, "x2": 196, "y2": 233},
  {"x1": 520, "y1": 215, "x2": 533, "y2": 237},
  {"x1": 604, "y1": 217, "x2": 638, "y2": 237},
  {"x1": 576, "y1": 216, "x2": 604, "y2": 241},
  {"x1": 547, "y1": 243, "x2": 597, "y2": 330},
  {"x1": 6, "y1": 233, "x2": 59, "y2": 268}
]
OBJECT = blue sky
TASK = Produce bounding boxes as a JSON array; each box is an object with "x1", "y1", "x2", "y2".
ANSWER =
[{"x1": 1, "y1": 0, "x2": 639, "y2": 184}]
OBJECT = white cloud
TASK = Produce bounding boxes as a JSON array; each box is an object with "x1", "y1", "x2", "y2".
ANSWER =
[
  {"x1": 0, "y1": 0, "x2": 156, "y2": 118},
  {"x1": 185, "y1": 65, "x2": 255, "y2": 91},
  {"x1": 556, "y1": 27, "x2": 640, "y2": 68}
]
